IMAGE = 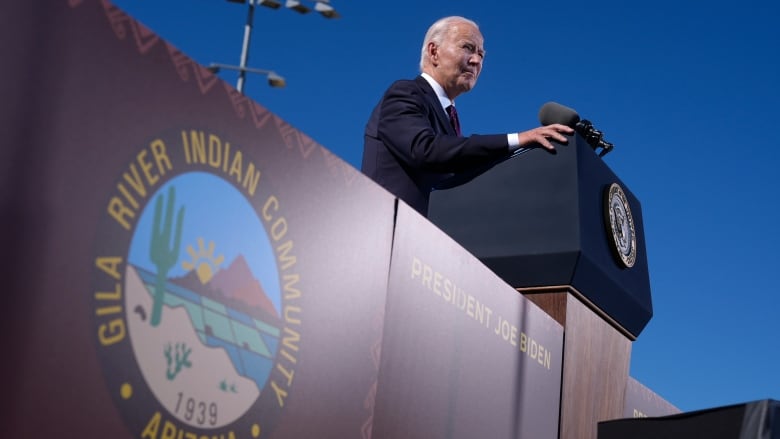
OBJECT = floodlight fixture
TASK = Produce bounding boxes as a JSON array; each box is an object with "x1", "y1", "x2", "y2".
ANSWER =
[
  {"x1": 314, "y1": 1, "x2": 340, "y2": 18},
  {"x1": 285, "y1": 0, "x2": 311, "y2": 14},
  {"x1": 257, "y1": 0, "x2": 282, "y2": 9},
  {"x1": 208, "y1": 63, "x2": 286, "y2": 90},
  {"x1": 266, "y1": 71, "x2": 287, "y2": 88}
]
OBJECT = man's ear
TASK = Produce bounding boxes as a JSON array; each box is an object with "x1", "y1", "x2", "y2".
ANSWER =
[{"x1": 427, "y1": 42, "x2": 438, "y2": 65}]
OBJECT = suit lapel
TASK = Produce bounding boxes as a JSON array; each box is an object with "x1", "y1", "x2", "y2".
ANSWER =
[{"x1": 415, "y1": 76, "x2": 456, "y2": 136}]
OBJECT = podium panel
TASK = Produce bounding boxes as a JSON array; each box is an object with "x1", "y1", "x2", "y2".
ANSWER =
[
  {"x1": 373, "y1": 203, "x2": 564, "y2": 439},
  {"x1": 599, "y1": 400, "x2": 780, "y2": 439},
  {"x1": 428, "y1": 135, "x2": 653, "y2": 338},
  {"x1": 623, "y1": 376, "x2": 680, "y2": 419},
  {"x1": 525, "y1": 290, "x2": 631, "y2": 439}
]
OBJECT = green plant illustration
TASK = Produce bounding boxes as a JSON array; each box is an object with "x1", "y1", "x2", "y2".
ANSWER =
[
  {"x1": 149, "y1": 185, "x2": 185, "y2": 327},
  {"x1": 219, "y1": 379, "x2": 238, "y2": 393},
  {"x1": 165, "y1": 342, "x2": 193, "y2": 381}
]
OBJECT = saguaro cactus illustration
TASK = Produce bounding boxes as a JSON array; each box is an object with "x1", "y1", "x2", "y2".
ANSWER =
[{"x1": 149, "y1": 186, "x2": 185, "y2": 327}]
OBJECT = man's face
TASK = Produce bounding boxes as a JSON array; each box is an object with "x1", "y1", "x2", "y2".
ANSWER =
[{"x1": 430, "y1": 21, "x2": 485, "y2": 100}]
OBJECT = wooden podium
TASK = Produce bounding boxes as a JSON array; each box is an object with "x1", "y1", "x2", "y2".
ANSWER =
[
  {"x1": 429, "y1": 135, "x2": 656, "y2": 438},
  {"x1": 524, "y1": 287, "x2": 632, "y2": 439}
]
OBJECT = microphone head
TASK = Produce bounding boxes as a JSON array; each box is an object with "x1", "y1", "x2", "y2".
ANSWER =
[{"x1": 538, "y1": 101, "x2": 580, "y2": 127}]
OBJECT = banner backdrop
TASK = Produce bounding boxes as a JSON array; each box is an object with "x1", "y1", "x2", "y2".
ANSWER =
[
  {"x1": 2, "y1": 1, "x2": 394, "y2": 438},
  {"x1": 1, "y1": 2, "x2": 563, "y2": 438}
]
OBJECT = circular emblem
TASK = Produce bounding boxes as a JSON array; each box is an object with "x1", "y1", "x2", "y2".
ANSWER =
[
  {"x1": 604, "y1": 183, "x2": 637, "y2": 268},
  {"x1": 91, "y1": 132, "x2": 302, "y2": 438}
]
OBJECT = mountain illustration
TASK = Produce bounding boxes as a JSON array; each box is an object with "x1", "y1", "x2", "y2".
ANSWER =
[
  {"x1": 210, "y1": 255, "x2": 279, "y2": 318},
  {"x1": 170, "y1": 254, "x2": 280, "y2": 321}
]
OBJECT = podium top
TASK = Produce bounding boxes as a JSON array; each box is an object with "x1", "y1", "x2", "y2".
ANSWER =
[{"x1": 428, "y1": 134, "x2": 653, "y2": 338}]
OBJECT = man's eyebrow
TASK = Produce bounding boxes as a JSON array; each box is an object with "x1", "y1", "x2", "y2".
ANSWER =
[{"x1": 460, "y1": 40, "x2": 486, "y2": 56}]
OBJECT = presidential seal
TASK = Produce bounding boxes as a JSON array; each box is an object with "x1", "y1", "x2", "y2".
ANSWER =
[{"x1": 604, "y1": 182, "x2": 636, "y2": 268}]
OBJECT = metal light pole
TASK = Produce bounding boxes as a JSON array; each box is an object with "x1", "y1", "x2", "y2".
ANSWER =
[
  {"x1": 235, "y1": 0, "x2": 256, "y2": 94},
  {"x1": 216, "y1": 0, "x2": 340, "y2": 95}
]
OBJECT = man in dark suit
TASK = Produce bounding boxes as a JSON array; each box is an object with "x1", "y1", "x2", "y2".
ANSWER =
[{"x1": 362, "y1": 16, "x2": 573, "y2": 216}]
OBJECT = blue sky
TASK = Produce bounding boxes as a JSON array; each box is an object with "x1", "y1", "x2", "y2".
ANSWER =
[{"x1": 112, "y1": 0, "x2": 780, "y2": 413}]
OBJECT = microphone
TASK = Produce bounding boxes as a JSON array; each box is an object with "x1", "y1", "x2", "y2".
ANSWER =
[
  {"x1": 537, "y1": 101, "x2": 614, "y2": 157},
  {"x1": 538, "y1": 101, "x2": 580, "y2": 127}
]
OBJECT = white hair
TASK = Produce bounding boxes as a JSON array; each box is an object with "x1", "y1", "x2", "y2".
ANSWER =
[{"x1": 419, "y1": 16, "x2": 479, "y2": 72}]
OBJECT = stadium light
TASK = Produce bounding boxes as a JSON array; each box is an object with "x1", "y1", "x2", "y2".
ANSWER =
[
  {"x1": 213, "y1": 0, "x2": 341, "y2": 94},
  {"x1": 208, "y1": 63, "x2": 286, "y2": 88},
  {"x1": 314, "y1": 0, "x2": 340, "y2": 19},
  {"x1": 285, "y1": 0, "x2": 311, "y2": 14}
]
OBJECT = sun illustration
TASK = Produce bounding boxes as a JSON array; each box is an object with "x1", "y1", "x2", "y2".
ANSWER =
[{"x1": 181, "y1": 237, "x2": 225, "y2": 284}]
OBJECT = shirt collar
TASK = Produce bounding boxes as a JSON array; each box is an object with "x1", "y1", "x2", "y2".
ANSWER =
[{"x1": 421, "y1": 72, "x2": 454, "y2": 111}]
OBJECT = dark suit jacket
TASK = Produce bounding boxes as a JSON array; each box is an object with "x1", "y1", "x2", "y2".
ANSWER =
[{"x1": 362, "y1": 76, "x2": 510, "y2": 216}]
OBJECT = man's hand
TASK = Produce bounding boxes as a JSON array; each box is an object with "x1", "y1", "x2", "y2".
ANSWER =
[{"x1": 518, "y1": 124, "x2": 574, "y2": 151}]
